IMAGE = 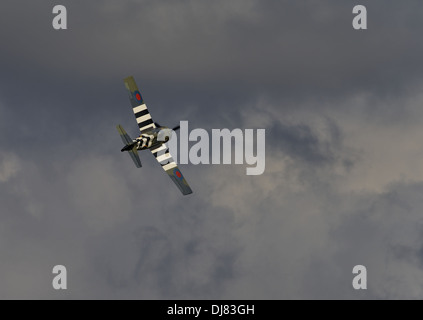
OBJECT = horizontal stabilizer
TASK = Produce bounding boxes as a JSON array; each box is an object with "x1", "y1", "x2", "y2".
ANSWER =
[
  {"x1": 129, "y1": 147, "x2": 142, "y2": 168},
  {"x1": 116, "y1": 124, "x2": 133, "y2": 145},
  {"x1": 117, "y1": 125, "x2": 142, "y2": 168}
]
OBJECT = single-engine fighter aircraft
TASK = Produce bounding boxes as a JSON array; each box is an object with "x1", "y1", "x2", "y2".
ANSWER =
[{"x1": 117, "y1": 76, "x2": 193, "y2": 195}]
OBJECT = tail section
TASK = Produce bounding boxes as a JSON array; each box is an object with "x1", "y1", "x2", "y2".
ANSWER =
[
  {"x1": 117, "y1": 124, "x2": 133, "y2": 145},
  {"x1": 116, "y1": 125, "x2": 142, "y2": 168},
  {"x1": 128, "y1": 147, "x2": 142, "y2": 168}
]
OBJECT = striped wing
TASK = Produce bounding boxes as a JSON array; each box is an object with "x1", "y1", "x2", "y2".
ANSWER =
[
  {"x1": 124, "y1": 76, "x2": 156, "y2": 132},
  {"x1": 150, "y1": 144, "x2": 193, "y2": 195}
]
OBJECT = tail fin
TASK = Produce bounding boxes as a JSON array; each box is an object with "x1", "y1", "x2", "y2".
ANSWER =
[{"x1": 116, "y1": 125, "x2": 142, "y2": 168}]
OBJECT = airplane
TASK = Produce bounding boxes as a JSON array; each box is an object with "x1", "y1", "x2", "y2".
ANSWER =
[{"x1": 116, "y1": 76, "x2": 193, "y2": 195}]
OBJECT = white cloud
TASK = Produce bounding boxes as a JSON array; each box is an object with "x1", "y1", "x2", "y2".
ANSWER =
[{"x1": 0, "y1": 152, "x2": 20, "y2": 183}]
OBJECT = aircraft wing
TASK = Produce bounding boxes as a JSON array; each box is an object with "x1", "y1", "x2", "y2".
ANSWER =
[
  {"x1": 150, "y1": 144, "x2": 193, "y2": 195},
  {"x1": 124, "y1": 76, "x2": 156, "y2": 132}
]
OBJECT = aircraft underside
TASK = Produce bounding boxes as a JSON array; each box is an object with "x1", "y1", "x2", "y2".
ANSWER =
[{"x1": 116, "y1": 76, "x2": 193, "y2": 195}]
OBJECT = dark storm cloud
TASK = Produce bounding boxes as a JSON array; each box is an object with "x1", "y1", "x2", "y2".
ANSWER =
[
  {"x1": 267, "y1": 118, "x2": 343, "y2": 166},
  {"x1": 86, "y1": 201, "x2": 238, "y2": 299},
  {"x1": 0, "y1": 0, "x2": 422, "y2": 140},
  {"x1": 3, "y1": 0, "x2": 423, "y2": 110},
  {"x1": 1, "y1": 0, "x2": 423, "y2": 299}
]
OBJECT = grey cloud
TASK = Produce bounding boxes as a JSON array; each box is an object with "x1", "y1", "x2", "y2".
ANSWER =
[
  {"x1": 3, "y1": 1, "x2": 423, "y2": 105},
  {"x1": 1, "y1": 0, "x2": 423, "y2": 300},
  {"x1": 268, "y1": 118, "x2": 343, "y2": 166}
]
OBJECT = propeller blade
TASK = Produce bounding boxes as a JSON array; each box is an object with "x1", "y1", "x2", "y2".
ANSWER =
[{"x1": 173, "y1": 125, "x2": 180, "y2": 131}]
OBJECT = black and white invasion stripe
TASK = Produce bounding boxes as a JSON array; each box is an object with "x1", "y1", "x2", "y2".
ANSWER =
[
  {"x1": 151, "y1": 144, "x2": 177, "y2": 170},
  {"x1": 133, "y1": 104, "x2": 155, "y2": 132}
]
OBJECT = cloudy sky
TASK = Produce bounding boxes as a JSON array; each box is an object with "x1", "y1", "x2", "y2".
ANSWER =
[{"x1": 1, "y1": 0, "x2": 423, "y2": 299}]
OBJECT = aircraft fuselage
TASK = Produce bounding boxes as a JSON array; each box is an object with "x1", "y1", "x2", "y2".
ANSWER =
[{"x1": 121, "y1": 127, "x2": 173, "y2": 152}]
